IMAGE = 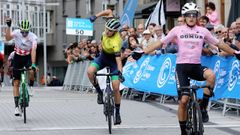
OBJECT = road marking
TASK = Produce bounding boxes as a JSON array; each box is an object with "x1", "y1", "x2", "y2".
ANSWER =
[{"x1": 1, "y1": 124, "x2": 240, "y2": 131}]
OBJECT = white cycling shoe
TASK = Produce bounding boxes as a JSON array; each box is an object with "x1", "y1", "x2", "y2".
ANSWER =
[{"x1": 14, "y1": 107, "x2": 22, "y2": 116}]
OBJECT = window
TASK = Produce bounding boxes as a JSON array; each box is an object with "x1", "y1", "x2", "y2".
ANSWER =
[
  {"x1": 102, "y1": 0, "x2": 109, "y2": 10},
  {"x1": 46, "y1": 11, "x2": 53, "y2": 33}
]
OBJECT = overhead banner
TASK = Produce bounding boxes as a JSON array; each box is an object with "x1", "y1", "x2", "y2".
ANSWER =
[
  {"x1": 120, "y1": 0, "x2": 138, "y2": 27},
  {"x1": 123, "y1": 54, "x2": 240, "y2": 100}
]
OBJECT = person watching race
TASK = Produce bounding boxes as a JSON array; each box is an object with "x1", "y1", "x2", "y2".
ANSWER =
[
  {"x1": 5, "y1": 18, "x2": 38, "y2": 116},
  {"x1": 87, "y1": 18, "x2": 124, "y2": 125},
  {"x1": 132, "y1": 2, "x2": 240, "y2": 135}
]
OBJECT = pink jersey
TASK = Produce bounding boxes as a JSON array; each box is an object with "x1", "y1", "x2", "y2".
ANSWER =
[{"x1": 161, "y1": 25, "x2": 219, "y2": 64}]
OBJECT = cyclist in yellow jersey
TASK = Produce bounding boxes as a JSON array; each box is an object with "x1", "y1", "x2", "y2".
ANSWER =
[{"x1": 87, "y1": 19, "x2": 123, "y2": 125}]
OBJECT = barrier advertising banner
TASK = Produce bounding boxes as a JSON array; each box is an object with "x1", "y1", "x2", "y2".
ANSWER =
[{"x1": 123, "y1": 54, "x2": 240, "y2": 100}]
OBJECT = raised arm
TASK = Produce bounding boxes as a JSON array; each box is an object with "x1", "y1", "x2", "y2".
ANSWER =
[{"x1": 5, "y1": 18, "x2": 14, "y2": 41}]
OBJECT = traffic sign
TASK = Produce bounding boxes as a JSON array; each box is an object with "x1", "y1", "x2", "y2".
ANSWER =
[{"x1": 66, "y1": 18, "x2": 93, "y2": 36}]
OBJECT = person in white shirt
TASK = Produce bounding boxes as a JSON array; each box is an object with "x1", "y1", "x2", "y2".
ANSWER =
[{"x1": 5, "y1": 18, "x2": 38, "y2": 116}]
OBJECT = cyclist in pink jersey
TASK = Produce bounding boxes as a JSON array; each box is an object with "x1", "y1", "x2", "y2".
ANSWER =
[
  {"x1": 139, "y1": 2, "x2": 240, "y2": 135},
  {"x1": 5, "y1": 18, "x2": 37, "y2": 116}
]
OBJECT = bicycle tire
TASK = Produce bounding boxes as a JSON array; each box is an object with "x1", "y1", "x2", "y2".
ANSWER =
[
  {"x1": 192, "y1": 101, "x2": 204, "y2": 135},
  {"x1": 22, "y1": 83, "x2": 27, "y2": 124},
  {"x1": 107, "y1": 95, "x2": 112, "y2": 134}
]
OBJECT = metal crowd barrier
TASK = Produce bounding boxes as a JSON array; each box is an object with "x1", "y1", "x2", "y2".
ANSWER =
[{"x1": 63, "y1": 61, "x2": 93, "y2": 92}]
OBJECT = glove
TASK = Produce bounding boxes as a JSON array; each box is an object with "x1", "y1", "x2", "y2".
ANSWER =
[
  {"x1": 131, "y1": 48, "x2": 144, "y2": 60},
  {"x1": 31, "y1": 63, "x2": 37, "y2": 70},
  {"x1": 118, "y1": 71, "x2": 125, "y2": 83},
  {"x1": 89, "y1": 15, "x2": 97, "y2": 23},
  {"x1": 234, "y1": 50, "x2": 240, "y2": 60},
  {"x1": 5, "y1": 18, "x2": 12, "y2": 27}
]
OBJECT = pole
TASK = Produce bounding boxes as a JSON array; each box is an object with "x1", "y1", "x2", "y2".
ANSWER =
[
  {"x1": 43, "y1": 0, "x2": 47, "y2": 86},
  {"x1": 21, "y1": 0, "x2": 24, "y2": 20}
]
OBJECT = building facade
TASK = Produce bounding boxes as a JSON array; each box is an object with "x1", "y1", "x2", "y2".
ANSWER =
[{"x1": 0, "y1": 0, "x2": 234, "y2": 84}]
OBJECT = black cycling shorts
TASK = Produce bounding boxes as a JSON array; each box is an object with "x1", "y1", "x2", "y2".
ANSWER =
[
  {"x1": 175, "y1": 64, "x2": 208, "y2": 100},
  {"x1": 12, "y1": 54, "x2": 31, "y2": 80},
  {"x1": 0, "y1": 60, "x2": 3, "y2": 68}
]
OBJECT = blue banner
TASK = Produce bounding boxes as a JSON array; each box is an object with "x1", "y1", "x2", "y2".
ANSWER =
[
  {"x1": 0, "y1": 41, "x2": 4, "y2": 61},
  {"x1": 123, "y1": 54, "x2": 240, "y2": 100},
  {"x1": 123, "y1": 54, "x2": 177, "y2": 96},
  {"x1": 120, "y1": 0, "x2": 138, "y2": 27}
]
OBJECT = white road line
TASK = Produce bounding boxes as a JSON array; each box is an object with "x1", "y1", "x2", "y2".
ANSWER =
[{"x1": 1, "y1": 124, "x2": 240, "y2": 131}]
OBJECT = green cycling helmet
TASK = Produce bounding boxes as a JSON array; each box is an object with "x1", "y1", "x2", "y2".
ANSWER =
[{"x1": 19, "y1": 20, "x2": 31, "y2": 31}]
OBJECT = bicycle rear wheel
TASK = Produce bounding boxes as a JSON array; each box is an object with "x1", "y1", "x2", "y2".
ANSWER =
[{"x1": 192, "y1": 101, "x2": 204, "y2": 135}]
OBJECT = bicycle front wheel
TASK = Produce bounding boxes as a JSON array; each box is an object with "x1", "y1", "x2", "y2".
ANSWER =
[
  {"x1": 21, "y1": 83, "x2": 27, "y2": 124},
  {"x1": 192, "y1": 101, "x2": 204, "y2": 135},
  {"x1": 107, "y1": 96, "x2": 113, "y2": 134}
]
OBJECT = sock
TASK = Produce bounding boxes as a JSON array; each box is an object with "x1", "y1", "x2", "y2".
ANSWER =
[
  {"x1": 200, "y1": 94, "x2": 211, "y2": 110},
  {"x1": 14, "y1": 97, "x2": 19, "y2": 108},
  {"x1": 93, "y1": 83, "x2": 102, "y2": 94},
  {"x1": 29, "y1": 80, "x2": 34, "y2": 87},
  {"x1": 179, "y1": 121, "x2": 187, "y2": 135},
  {"x1": 115, "y1": 104, "x2": 120, "y2": 114}
]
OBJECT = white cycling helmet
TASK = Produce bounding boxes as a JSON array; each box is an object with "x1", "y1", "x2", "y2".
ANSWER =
[
  {"x1": 181, "y1": 2, "x2": 200, "y2": 15},
  {"x1": 105, "y1": 18, "x2": 121, "y2": 31}
]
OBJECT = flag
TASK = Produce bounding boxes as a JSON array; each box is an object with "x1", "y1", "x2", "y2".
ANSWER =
[
  {"x1": 145, "y1": 0, "x2": 166, "y2": 28},
  {"x1": 120, "y1": 0, "x2": 138, "y2": 27}
]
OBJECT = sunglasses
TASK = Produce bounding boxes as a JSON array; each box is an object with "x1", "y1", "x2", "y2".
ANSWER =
[
  {"x1": 215, "y1": 31, "x2": 221, "y2": 34},
  {"x1": 106, "y1": 28, "x2": 115, "y2": 33},
  {"x1": 185, "y1": 13, "x2": 198, "y2": 18},
  {"x1": 21, "y1": 31, "x2": 29, "y2": 34}
]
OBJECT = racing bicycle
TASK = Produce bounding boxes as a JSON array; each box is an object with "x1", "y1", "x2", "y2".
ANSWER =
[
  {"x1": 16, "y1": 67, "x2": 31, "y2": 123},
  {"x1": 95, "y1": 67, "x2": 121, "y2": 134}
]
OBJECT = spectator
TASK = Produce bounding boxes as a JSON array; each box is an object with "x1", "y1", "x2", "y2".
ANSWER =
[
  {"x1": 198, "y1": 16, "x2": 209, "y2": 27},
  {"x1": 47, "y1": 72, "x2": 51, "y2": 86},
  {"x1": 206, "y1": 2, "x2": 220, "y2": 26},
  {"x1": 140, "y1": 29, "x2": 155, "y2": 49},
  {"x1": 137, "y1": 24, "x2": 145, "y2": 38},
  {"x1": 177, "y1": 16, "x2": 185, "y2": 26},
  {"x1": 214, "y1": 24, "x2": 225, "y2": 39},
  {"x1": 128, "y1": 27, "x2": 137, "y2": 37},
  {"x1": 50, "y1": 76, "x2": 61, "y2": 86},
  {"x1": 235, "y1": 18, "x2": 240, "y2": 48},
  {"x1": 122, "y1": 48, "x2": 132, "y2": 66},
  {"x1": 202, "y1": 23, "x2": 219, "y2": 56},
  {"x1": 154, "y1": 25, "x2": 164, "y2": 40},
  {"x1": 147, "y1": 23, "x2": 156, "y2": 36},
  {"x1": 128, "y1": 35, "x2": 140, "y2": 50}
]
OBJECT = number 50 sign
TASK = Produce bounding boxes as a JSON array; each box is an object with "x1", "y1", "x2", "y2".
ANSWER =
[{"x1": 66, "y1": 18, "x2": 93, "y2": 36}]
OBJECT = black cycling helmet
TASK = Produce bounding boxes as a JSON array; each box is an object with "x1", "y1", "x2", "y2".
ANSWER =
[{"x1": 105, "y1": 18, "x2": 121, "y2": 31}]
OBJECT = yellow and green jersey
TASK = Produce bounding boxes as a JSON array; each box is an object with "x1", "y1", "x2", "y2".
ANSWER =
[{"x1": 101, "y1": 32, "x2": 122, "y2": 54}]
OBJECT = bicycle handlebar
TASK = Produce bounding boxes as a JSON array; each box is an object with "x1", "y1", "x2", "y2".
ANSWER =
[
  {"x1": 179, "y1": 85, "x2": 211, "y2": 90},
  {"x1": 95, "y1": 73, "x2": 119, "y2": 76}
]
